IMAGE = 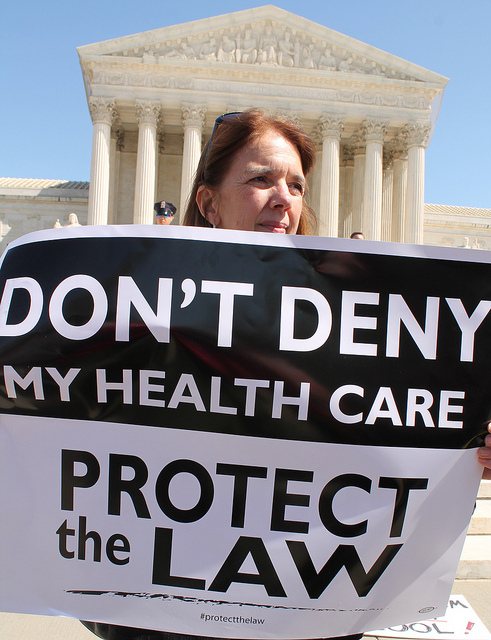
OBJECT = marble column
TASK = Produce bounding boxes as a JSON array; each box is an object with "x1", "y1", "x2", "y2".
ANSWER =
[
  {"x1": 391, "y1": 147, "x2": 408, "y2": 243},
  {"x1": 351, "y1": 134, "x2": 365, "y2": 235},
  {"x1": 381, "y1": 146, "x2": 394, "y2": 242},
  {"x1": 317, "y1": 115, "x2": 345, "y2": 237},
  {"x1": 341, "y1": 148, "x2": 354, "y2": 238},
  {"x1": 309, "y1": 148, "x2": 323, "y2": 220},
  {"x1": 362, "y1": 118, "x2": 388, "y2": 241},
  {"x1": 403, "y1": 122, "x2": 431, "y2": 245},
  {"x1": 108, "y1": 126, "x2": 124, "y2": 225},
  {"x1": 339, "y1": 164, "x2": 345, "y2": 236},
  {"x1": 155, "y1": 130, "x2": 165, "y2": 208},
  {"x1": 180, "y1": 104, "x2": 206, "y2": 220},
  {"x1": 87, "y1": 98, "x2": 116, "y2": 226},
  {"x1": 133, "y1": 100, "x2": 161, "y2": 226}
]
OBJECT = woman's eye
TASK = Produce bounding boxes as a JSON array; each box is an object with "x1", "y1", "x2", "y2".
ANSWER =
[{"x1": 290, "y1": 183, "x2": 304, "y2": 195}]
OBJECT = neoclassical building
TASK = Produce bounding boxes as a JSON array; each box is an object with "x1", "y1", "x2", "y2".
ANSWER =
[
  {"x1": 77, "y1": 6, "x2": 448, "y2": 243},
  {"x1": 2, "y1": 7, "x2": 490, "y2": 249}
]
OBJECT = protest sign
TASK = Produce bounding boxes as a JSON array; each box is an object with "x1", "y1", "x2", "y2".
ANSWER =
[
  {"x1": 0, "y1": 225, "x2": 488, "y2": 639},
  {"x1": 366, "y1": 594, "x2": 491, "y2": 639}
]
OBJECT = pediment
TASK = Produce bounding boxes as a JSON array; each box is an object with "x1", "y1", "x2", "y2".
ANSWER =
[{"x1": 78, "y1": 6, "x2": 448, "y2": 86}]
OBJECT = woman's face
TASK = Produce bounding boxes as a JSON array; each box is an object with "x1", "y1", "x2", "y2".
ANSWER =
[{"x1": 199, "y1": 130, "x2": 306, "y2": 234}]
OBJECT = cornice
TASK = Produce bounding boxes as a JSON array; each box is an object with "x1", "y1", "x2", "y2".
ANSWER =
[
  {"x1": 83, "y1": 60, "x2": 440, "y2": 113},
  {"x1": 80, "y1": 53, "x2": 445, "y2": 96}
]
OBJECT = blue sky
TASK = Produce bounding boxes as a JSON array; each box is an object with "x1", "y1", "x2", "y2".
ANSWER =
[{"x1": 2, "y1": 0, "x2": 490, "y2": 208}]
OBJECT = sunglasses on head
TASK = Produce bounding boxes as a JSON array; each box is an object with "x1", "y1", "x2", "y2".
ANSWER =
[{"x1": 201, "y1": 112, "x2": 243, "y2": 181}]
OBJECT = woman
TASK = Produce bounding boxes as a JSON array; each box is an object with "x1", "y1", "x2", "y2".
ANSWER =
[
  {"x1": 184, "y1": 107, "x2": 491, "y2": 482},
  {"x1": 84, "y1": 109, "x2": 491, "y2": 639},
  {"x1": 183, "y1": 109, "x2": 316, "y2": 235}
]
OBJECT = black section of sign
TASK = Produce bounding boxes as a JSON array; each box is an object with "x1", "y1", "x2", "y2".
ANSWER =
[{"x1": 0, "y1": 235, "x2": 489, "y2": 449}]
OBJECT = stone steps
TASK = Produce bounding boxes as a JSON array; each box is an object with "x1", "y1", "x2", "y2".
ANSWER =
[
  {"x1": 456, "y1": 480, "x2": 491, "y2": 578},
  {"x1": 478, "y1": 479, "x2": 491, "y2": 498},
  {"x1": 468, "y1": 498, "x2": 491, "y2": 534}
]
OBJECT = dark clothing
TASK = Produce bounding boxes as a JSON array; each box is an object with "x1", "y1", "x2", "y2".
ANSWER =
[{"x1": 82, "y1": 622, "x2": 363, "y2": 640}]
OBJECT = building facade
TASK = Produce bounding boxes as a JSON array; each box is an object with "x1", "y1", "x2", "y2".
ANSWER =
[
  {"x1": 1, "y1": 7, "x2": 490, "y2": 249},
  {"x1": 77, "y1": 6, "x2": 448, "y2": 243},
  {"x1": 0, "y1": 179, "x2": 89, "y2": 244}
]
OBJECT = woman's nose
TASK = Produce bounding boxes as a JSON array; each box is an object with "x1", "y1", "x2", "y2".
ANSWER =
[{"x1": 270, "y1": 182, "x2": 292, "y2": 208}]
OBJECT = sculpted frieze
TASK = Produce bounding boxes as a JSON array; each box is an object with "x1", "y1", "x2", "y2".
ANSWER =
[
  {"x1": 88, "y1": 54, "x2": 432, "y2": 112},
  {"x1": 88, "y1": 65, "x2": 430, "y2": 112},
  {"x1": 190, "y1": 79, "x2": 426, "y2": 110},
  {"x1": 110, "y1": 20, "x2": 416, "y2": 81},
  {"x1": 93, "y1": 70, "x2": 194, "y2": 90}
]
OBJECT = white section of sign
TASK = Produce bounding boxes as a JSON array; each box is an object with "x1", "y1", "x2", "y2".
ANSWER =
[
  {"x1": 4, "y1": 224, "x2": 491, "y2": 268},
  {"x1": 0, "y1": 414, "x2": 482, "y2": 639},
  {"x1": 366, "y1": 595, "x2": 491, "y2": 639}
]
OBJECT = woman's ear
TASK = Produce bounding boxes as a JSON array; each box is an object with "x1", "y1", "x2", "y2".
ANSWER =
[{"x1": 196, "y1": 185, "x2": 220, "y2": 227}]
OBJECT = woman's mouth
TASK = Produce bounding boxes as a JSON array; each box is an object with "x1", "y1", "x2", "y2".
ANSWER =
[{"x1": 258, "y1": 222, "x2": 288, "y2": 233}]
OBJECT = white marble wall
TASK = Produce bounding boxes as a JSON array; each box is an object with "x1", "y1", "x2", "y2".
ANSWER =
[{"x1": 0, "y1": 190, "x2": 88, "y2": 247}]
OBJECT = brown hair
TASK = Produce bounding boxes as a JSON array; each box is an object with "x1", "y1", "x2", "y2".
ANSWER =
[{"x1": 182, "y1": 109, "x2": 317, "y2": 235}]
